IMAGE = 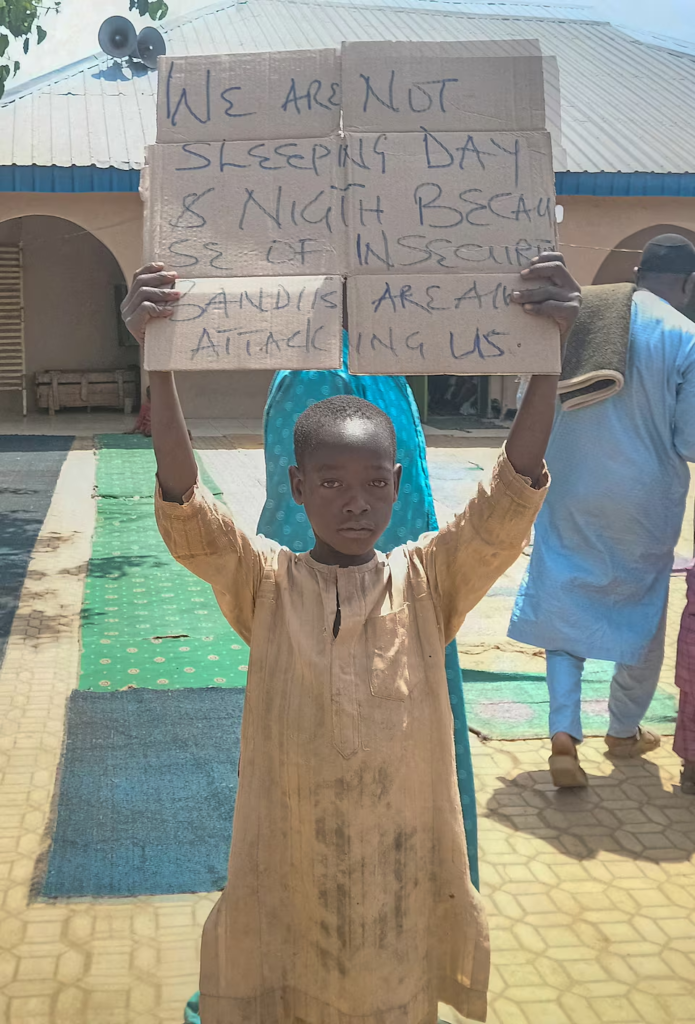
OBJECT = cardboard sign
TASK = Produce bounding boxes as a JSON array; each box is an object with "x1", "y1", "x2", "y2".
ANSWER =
[
  {"x1": 342, "y1": 40, "x2": 546, "y2": 134},
  {"x1": 145, "y1": 137, "x2": 343, "y2": 277},
  {"x1": 145, "y1": 41, "x2": 560, "y2": 373},
  {"x1": 342, "y1": 130, "x2": 556, "y2": 275},
  {"x1": 347, "y1": 274, "x2": 561, "y2": 375},
  {"x1": 144, "y1": 276, "x2": 342, "y2": 371},
  {"x1": 156, "y1": 50, "x2": 341, "y2": 144}
]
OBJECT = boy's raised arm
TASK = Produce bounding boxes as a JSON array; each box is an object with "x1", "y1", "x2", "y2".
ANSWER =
[
  {"x1": 419, "y1": 253, "x2": 581, "y2": 643},
  {"x1": 506, "y1": 253, "x2": 582, "y2": 483},
  {"x1": 121, "y1": 263, "x2": 197, "y2": 503}
]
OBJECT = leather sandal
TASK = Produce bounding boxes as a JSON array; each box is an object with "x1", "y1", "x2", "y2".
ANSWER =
[
  {"x1": 605, "y1": 726, "x2": 661, "y2": 759},
  {"x1": 548, "y1": 753, "x2": 588, "y2": 788}
]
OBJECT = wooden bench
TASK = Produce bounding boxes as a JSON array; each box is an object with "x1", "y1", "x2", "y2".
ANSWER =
[{"x1": 36, "y1": 370, "x2": 139, "y2": 415}]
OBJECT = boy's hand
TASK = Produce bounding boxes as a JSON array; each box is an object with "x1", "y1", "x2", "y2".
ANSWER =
[
  {"x1": 511, "y1": 252, "x2": 582, "y2": 344},
  {"x1": 121, "y1": 263, "x2": 181, "y2": 347}
]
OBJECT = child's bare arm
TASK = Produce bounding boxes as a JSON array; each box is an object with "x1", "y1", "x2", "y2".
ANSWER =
[
  {"x1": 121, "y1": 264, "x2": 196, "y2": 502},
  {"x1": 506, "y1": 253, "x2": 582, "y2": 483}
]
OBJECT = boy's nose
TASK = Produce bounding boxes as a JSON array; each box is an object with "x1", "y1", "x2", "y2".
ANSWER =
[{"x1": 343, "y1": 491, "x2": 370, "y2": 515}]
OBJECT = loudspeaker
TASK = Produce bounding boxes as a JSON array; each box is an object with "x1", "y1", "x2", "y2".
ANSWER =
[
  {"x1": 98, "y1": 16, "x2": 138, "y2": 60},
  {"x1": 98, "y1": 17, "x2": 167, "y2": 67},
  {"x1": 136, "y1": 27, "x2": 167, "y2": 69}
]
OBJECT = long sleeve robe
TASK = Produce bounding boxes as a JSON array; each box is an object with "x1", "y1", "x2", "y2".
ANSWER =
[
  {"x1": 156, "y1": 454, "x2": 546, "y2": 1024},
  {"x1": 510, "y1": 290, "x2": 695, "y2": 665}
]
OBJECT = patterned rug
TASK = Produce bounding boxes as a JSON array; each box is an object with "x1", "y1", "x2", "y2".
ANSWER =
[
  {"x1": 462, "y1": 659, "x2": 678, "y2": 740},
  {"x1": 0, "y1": 435, "x2": 74, "y2": 668},
  {"x1": 79, "y1": 435, "x2": 250, "y2": 691}
]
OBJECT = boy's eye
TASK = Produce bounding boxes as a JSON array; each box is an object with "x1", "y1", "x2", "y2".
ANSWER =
[
  {"x1": 371, "y1": 480, "x2": 388, "y2": 488},
  {"x1": 320, "y1": 480, "x2": 341, "y2": 488}
]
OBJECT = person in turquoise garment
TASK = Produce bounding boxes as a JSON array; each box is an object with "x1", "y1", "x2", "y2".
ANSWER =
[{"x1": 184, "y1": 335, "x2": 480, "y2": 1024}]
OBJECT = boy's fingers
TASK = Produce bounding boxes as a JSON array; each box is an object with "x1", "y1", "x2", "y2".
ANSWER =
[
  {"x1": 134, "y1": 287, "x2": 181, "y2": 305},
  {"x1": 122, "y1": 271, "x2": 178, "y2": 312},
  {"x1": 521, "y1": 299, "x2": 577, "y2": 318},
  {"x1": 121, "y1": 279, "x2": 179, "y2": 318},
  {"x1": 132, "y1": 262, "x2": 168, "y2": 282},
  {"x1": 528, "y1": 251, "x2": 566, "y2": 268},
  {"x1": 139, "y1": 302, "x2": 175, "y2": 319},
  {"x1": 521, "y1": 261, "x2": 573, "y2": 286},
  {"x1": 134, "y1": 271, "x2": 178, "y2": 291},
  {"x1": 511, "y1": 285, "x2": 575, "y2": 304}
]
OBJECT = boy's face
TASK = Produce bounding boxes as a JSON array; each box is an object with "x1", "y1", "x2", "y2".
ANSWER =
[{"x1": 289, "y1": 420, "x2": 402, "y2": 566}]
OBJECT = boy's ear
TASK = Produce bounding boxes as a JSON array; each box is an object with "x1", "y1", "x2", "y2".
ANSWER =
[
  {"x1": 289, "y1": 464, "x2": 304, "y2": 505},
  {"x1": 393, "y1": 463, "x2": 403, "y2": 502}
]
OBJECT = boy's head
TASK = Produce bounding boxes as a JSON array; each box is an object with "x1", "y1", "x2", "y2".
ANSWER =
[{"x1": 289, "y1": 396, "x2": 401, "y2": 563}]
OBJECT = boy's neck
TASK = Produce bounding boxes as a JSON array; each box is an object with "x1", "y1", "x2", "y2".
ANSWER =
[{"x1": 310, "y1": 539, "x2": 377, "y2": 568}]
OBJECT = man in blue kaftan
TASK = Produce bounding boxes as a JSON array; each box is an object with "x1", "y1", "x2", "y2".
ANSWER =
[{"x1": 509, "y1": 234, "x2": 695, "y2": 787}]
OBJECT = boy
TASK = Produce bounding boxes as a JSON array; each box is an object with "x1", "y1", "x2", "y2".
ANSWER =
[{"x1": 121, "y1": 254, "x2": 580, "y2": 1023}]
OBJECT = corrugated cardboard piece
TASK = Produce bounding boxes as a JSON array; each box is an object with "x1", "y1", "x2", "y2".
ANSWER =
[
  {"x1": 145, "y1": 40, "x2": 561, "y2": 372},
  {"x1": 340, "y1": 39, "x2": 560, "y2": 375},
  {"x1": 146, "y1": 137, "x2": 343, "y2": 278},
  {"x1": 342, "y1": 130, "x2": 556, "y2": 276},
  {"x1": 347, "y1": 273, "x2": 560, "y2": 375},
  {"x1": 342, "y1": 40, "x2": 546, "y2": 133},
  {"x1": 157, "y1": 50, "x2": 341, "y2": 144},
  {"x1": 144, "y1": 276, "x2": 342, "y2": 371}
]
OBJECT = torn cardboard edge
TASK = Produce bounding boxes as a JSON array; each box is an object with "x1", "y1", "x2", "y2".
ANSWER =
[
  {"x1": 156, "y1": 49, "x2": 341, "y2": 144},
  {"x1": 346, "y1": 273, "x2": 561, "y2": 376},
  {"x1": 144, "y1": 276, "x2": 343, "y2": 372}
]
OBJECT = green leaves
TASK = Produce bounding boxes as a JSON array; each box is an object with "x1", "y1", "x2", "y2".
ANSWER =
[
  {"x1": 148, "y1": 1, "x2": 169, "y2": 20},
  {"x1": 130, "y1": 0, "x2": 169, "y2": 18},
  {"x1": 2, "y1": 0, "x2": 38, "y2": 38},
  {"x1": 0, "y1": 33, "x2": 8, "y2": 58},
  {"x1": 36, "y1": 23, "x2": 45, "y2": 44}
]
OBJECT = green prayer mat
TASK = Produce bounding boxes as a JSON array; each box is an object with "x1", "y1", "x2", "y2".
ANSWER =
[
  {"x1": 462, "y1": 659, "x2": 678, "y2": 740},
  {"x1": 79, "y1": 436, "x2": 249, "y2": 691}
]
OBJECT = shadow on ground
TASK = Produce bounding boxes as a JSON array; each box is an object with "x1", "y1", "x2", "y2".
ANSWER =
[{"x1": 486, "y1": 758, "x2": 695, "y2": 863}]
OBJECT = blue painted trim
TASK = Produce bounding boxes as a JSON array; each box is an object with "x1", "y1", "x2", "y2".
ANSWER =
[
  {"x1": 1, "y1": 165, "x2": 694, "y2": 199},
  {"x1": 0, "y1": 166, "x2": 140, "y2": 192},
  {"x1": 556, "y1": 171, "x2": 695, "y2": 197}
]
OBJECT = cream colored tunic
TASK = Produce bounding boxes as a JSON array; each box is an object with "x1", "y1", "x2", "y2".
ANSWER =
[{"x1": 156, "y1": 454, "x2": 546, "y2": 1024}]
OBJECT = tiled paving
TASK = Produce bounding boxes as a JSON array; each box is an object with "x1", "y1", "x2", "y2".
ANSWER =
[{"x1": 0, "y1": 437, "x2": 693, "y2": 1024}]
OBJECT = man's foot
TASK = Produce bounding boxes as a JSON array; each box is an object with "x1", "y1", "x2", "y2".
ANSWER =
[
  {"x1": 681, "y1": 762, "x2": 695, "y2": 795},
  {"x1": 549, "y1": 732, "x2": 588, "y2": 788},
  {"x1": 605, "y1": 726, "x2": 661, "y2": 759}
]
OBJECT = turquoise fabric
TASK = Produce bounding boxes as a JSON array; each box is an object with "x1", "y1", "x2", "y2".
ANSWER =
[{"x1": 258, "y1": 335, "x2": 479, "y2": 889}]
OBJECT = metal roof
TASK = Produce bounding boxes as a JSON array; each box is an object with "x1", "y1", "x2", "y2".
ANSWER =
[{"x1": 1, "y1": 0, "x2": 695, "y2": 176}]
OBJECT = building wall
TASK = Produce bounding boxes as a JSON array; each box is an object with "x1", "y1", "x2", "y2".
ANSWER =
[
  {"x1": 0, "y1": 214, "x2": 134, "y2": 415},
  {"x1": 0, "y1": 194, "x2": 273, "y2": 419},
  {"x1": 559, "y1": 195, "x2": 695, "y2": 285},
  {"x1": 3, "y1": 191, "x2": 695, "y2": 419}
]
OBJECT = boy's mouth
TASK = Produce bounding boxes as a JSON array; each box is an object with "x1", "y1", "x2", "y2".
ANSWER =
[{"x1": 338, "y1": 522, "x2": 375, "y2": 536}]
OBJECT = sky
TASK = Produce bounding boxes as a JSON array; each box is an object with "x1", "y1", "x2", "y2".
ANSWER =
[{"x1": 6, "y1": 0, "x2": 695, "y2": 88}]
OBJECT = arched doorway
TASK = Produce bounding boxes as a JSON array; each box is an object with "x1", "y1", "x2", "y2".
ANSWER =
[
  {"x1": 593, "y1": 224, "x2": 695, "y2": 285},
  {"x1": 0, "y1": 215, "x2": 138, "y2": 416}
]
